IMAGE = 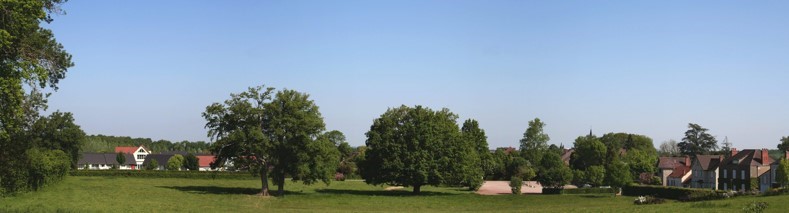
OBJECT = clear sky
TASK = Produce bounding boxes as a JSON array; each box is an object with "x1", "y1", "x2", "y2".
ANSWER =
[{"x1": 44, "y1": 1, "x2": 789, "y2": 150}]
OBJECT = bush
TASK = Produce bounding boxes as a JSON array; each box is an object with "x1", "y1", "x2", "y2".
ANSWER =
[
  {"x1": 510, "y1": 177, "x2": 522, "y2": 195},
  {"x1": 764, "y1": 187, "x2": 789, "y2": 196},
  {"x1": 562, "y1": 187, "x2": 617, "y2": 194},
  {"x1": 622, "y1": 184, "x2": 731, "y2": 201},
  {"x1": 541, "y1": 188, "x2": 562, "y2": 194},
  {"x1": 334, "y1": 172, "x2": 345, "y2": 181},
  {"x1": 634, "y1": 196, "x2": 666, "y2": 205},
  {"x1": 26, "y1": 149, "x2": 71, "y2": 191},
  {"x1": 742, "y1": 201, "x2": 769, "y2": 213},
  {"x1": 69, "y1": 170, "x2": 257, "y2": 180}
]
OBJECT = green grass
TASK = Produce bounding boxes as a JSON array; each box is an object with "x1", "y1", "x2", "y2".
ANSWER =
[{"x1": 1, "y1": 176, "x2": 788, "y2": 212}]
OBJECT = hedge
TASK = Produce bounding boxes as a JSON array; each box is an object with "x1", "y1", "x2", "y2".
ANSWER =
[
  {"x1": 70, "y1": 170, "x2": 259, "y2": 180},
  {"x1": 542, "y1": 187, "x2": 616, "y2": 194},
  {"x1": 622, "y1": 185, "x2": 730, "y2": 201}
]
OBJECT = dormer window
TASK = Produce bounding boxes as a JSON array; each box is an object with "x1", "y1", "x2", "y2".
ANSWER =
[{"x1": 138, "y1": 149, "x2": 145, "y2": 153}]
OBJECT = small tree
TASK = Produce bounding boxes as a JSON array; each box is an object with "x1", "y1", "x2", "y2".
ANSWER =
[
  {"x1": 776, "y1": 159, "x2": 789, "y2": 188},
  {"x1": 116, "y1": 152, "x2": 126, "y2": 169},
  {"x1": 778, "y1": 136, "x2": 789, "y2": 153},
  {"x1": 167, "y1": 154, "x2": 184, "y2": 171},
  {"x1": 183, "y1": 153, "x2": 199, "y2": 171},
  {"x1": 605, "y1": 159, "x2": 632, "y2": 190},
  {"x1": 145, "y1": 159, "x2": 159, "y2": 170},
  {"x1": 510, "y1": 176, "x2": 523, "y2": 195},
  {"x1": 537, "y1": 152, "x2": 573, "y2": 188}
]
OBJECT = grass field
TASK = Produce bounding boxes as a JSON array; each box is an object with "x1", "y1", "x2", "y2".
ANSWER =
[{"x1": 1, "y1": 176, "x2": 787, "y2": 212}]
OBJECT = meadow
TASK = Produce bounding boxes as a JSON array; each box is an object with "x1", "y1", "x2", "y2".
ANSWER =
[{"x1": 1, "y1": 176, "x2": 786, "y2": 212}]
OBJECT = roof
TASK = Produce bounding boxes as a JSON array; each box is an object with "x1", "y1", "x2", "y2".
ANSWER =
[
  {"x1": 695, "y1": 155, "x2": 722, "y2": 171},
  {"x1": 115, "y1": 146, "x2": 139, "y2": 154},
  {"x1": 561, "y1": 149, "x2": 574, "y2": 165},
  {"x1": 668, "y1": 165, "x2": 691, "y2": 178},
  {"x1": 78, "y1": 153, "x2": 135, "y2": 165},
  {"x1": 160, "y1": 151, "x2": 189, "y2": 155},
  {"x1": 722, "y1": 149, "x2": 772, "y2": 169},
  {"x1": 658, "y1": 157, "x2": 687, "y2": 169},
  {"x1": 196, "y1": 155, "x2": 215, "y2": 167},
  {"x1": 143, "y1": 154, "x2": 174, "y2": 165}
]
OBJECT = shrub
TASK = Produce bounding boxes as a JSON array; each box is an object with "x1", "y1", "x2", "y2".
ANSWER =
[
  {"x1": 764, "y1": 187, "x2": 789, "y2": 196},
  {"x1": 541, "y1": 188, "x2": 562, "y2": 194},
  {"x1": 69, "y1": 170, "x2": 257, "y2": 180},
  {"x1": 167, "y1": 154, "x2": 184, "y2": 171},
  {"x1": 145, "y1": 159, "x2": 158, "y2": 170},
  {"x1": 634, "y1": 196, "x2": 665, "y2": 205},
  {"x1": 26, "y1": 149, "x2": 71, "y2": 191},
  {"x1": 622, "y1": 184, "x2": 731, "y2": 201},
  {"x1": 510, "y1": 177, "x2": 522, "y2": 195},
  {"x1": 334, "y1": 172, "x2": 345, "y2": 181},
  {"x1": 562, "y1": 187, "x2": 616, "y2": 194},
  {"x1": 742, "y1": 201, "x2": 769, "y2": 213}
]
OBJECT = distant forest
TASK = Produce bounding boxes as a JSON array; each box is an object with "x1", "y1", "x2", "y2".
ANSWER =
[{"x1": 81, "y1": 135, "x2": 211, "y2": 154}]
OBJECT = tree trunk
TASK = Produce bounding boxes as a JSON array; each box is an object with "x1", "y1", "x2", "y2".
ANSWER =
[
  {"x1": 413, "y1": 184, "x2": 421, "y2": 194},
  {"x1": 277, "y1": 176, "x2": 286, "y2": 196},
  {"x1": 258, "y1": 167, "x2": 270, "y2": 196}
]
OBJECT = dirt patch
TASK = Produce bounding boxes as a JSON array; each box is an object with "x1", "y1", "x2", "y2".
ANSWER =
[
  {"x1": 384, "y1": 186, "x2": 404, "y2": 191},
  {"x1": 476, "y1": 181, "x2": 544, "y2": 195}
]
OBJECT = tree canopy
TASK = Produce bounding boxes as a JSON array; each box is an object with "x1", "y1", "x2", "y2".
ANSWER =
[
  {"x1": 678, "y1": 123, "x2": 718, "y2": 156},
  {"x1": 519, "y1": 118, "x2": 549, "y2": 170},
  {"x1": 203, "y1": 85, "x2": 338, "y2": 196},
  {"x1": 360, "y1": 105, "x2": 482, "y2": 194},
  {"x1": 777, "y1": 136, "x2": 789, "y2": 153}
]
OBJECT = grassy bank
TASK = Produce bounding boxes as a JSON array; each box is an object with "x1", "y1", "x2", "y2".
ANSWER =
[{"x1": 1, "y1": 176, "x2": 786, "y2": 212}]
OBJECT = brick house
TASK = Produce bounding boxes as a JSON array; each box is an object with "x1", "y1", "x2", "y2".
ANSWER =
[{"x1": 718, "y1": 148, "x2": 772, "y2": 192}]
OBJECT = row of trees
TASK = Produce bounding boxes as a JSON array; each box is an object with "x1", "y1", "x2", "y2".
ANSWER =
[
  {"x1": 0, "y1": 0, "x2": 83, "y2": 196},
  {"x1": 83, "y1": 135, "x2": 211, "y2": 154}
]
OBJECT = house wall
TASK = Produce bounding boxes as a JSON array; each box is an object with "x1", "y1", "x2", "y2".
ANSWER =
[{"x1": 660, "y1": 169, "x2": 672, "y2": 186}]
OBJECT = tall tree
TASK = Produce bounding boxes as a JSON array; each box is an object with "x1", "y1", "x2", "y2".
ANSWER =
[
  {"x1": 720, "y1": 136, "x2": 733, "y2": 156},
  {"x1": 678, "y1": 123, "x2": 718, "y2": 156},
  {"x1": 361, "y1": 105, "x2": 481, "y2": 194},
  {"x1": 519, "y1": 118, "x2": 550, "y2": 168},
  {"x1": 0, "y1": 0, "x2": 74, "y2": 195},
  {"x1": 461, "y1": 119, "x2": 494, "y2": 181},
  {"x1": 570, "y1": 135, "x2": 607, "y2": 170},
  {"x1": 183, "y1": 153, "x2": 199, "y2": 171},
  {"x1": 658, "y1": 140, "x2": 680, "y2": 157},
  {"x1": 537, "y1": 151, "x2": 573, "y2": 188},
  {"x1": 204, "y1": 85, "x2": 338, "y2": 196},
  {"x1": 30, "y1": 111, "x2": 85, "y2": 169},
  {"x1": 777, "y1": 136, "x2": 789, "y2": 153}
]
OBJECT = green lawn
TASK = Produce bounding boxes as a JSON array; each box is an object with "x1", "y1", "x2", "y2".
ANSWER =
[{"x1": 1, "y1": 176, "x2": 786, "y2": 212}]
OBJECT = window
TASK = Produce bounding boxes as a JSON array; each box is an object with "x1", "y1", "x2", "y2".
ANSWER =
[
  {"x1": 137, "y1": 155, "x2": 145, "y2": 160},
  {"x1": 138, "y1": 149, "x2": 145, "y2": 153},
  {"x1": 723, "y1": 183, "x2": 727, "y2": 190},
  {"x1": 732, "y1": 170, "x2": 736, "y2": 179},
  {"x1": 723, "y1": 169, "x2": 727, "y2": 178},
  {"x1": 741, "y1": 170, "x2": 745, "y2": 179},
  {"x1": 741, "y1": 184, "x2": 745, "y2": 191}
]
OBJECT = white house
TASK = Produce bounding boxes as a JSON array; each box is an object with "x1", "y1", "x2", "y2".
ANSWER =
[
  {"x1": 78, "y1": 153, "x2": 136, "y2": 170},
  {"x1": 115, "y1": 146, "x2": 150, "y2": 170}
]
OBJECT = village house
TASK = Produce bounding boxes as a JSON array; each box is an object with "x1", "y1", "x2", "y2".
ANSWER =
[
  {"x1": 690, "y1": 155, "x2": 722, "y2": 190},
  {"x1": 657, "y1": 156, "x2": 690, "y2": 187},
  {"x1": 768, "y1": 151, "x2": 789, "y2": 188},
  {"x1": 718, "y1": 148, "x2": 772, "y2": 192},
  {"x1": 114, "y1": 145, "x2": 151, "y2": 169},
  {"x1": 78, "y1": 153, "x2": 136, "y2": 170},
  {"x1": 197, "y1": 155, "x2": 219, "y2": 171}
]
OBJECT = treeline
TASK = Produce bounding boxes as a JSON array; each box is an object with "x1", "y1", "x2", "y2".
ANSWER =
[{"x1": 81, "y1": 135, "x2": 211, "y2": 154}]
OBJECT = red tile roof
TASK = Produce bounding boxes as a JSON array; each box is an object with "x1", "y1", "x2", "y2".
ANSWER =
[
  {"x1": 115, "y1": 146, "x2": 138, "y2": 154},
  {"x1": 196, "y1": 155, "x2": 215, "y2": 167},
  {"x1": 668, "y1": 165, "x2": 691, "y2": 178}
]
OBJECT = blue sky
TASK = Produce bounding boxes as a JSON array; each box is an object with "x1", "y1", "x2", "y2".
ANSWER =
[{"x1": 44, "y1": 1, "x2": 789, "y2": 149}]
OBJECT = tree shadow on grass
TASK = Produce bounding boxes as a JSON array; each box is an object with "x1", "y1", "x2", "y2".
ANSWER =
[
  {"x1": 315, "y1": 189, "x2": 457, "y2": 197},
  {"x1": 158, "y1": 186, "x2": 305, "y2": 196},
  {"x1": 577, "y1": 194, "x2": 615, "y2": 199}
]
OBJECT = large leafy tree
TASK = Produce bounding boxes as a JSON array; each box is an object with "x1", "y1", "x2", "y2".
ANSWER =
[
  {"x1": 204, "y1": 85, "x2": 338, "y2": 196},
  {"x1": 30, "y1": 111, "x2": 85, "y2": 169},
  {"x1": 0, "y1": 0, "x2": 74, "y2": 195},
  {"x1": 570, "y1": 135, "x2": 607, "y2": 170},
  {"x1": 461, "y1": 119, "x2": 493, "y2": 182},
  {"x1": 361, "y1": 105, "x2": 481, "y2": 194},
  {"x1": 777, "y1": 136, "x2": 789, "y2": 153},
  {"x1": 167, "y1": 154, "x2": 184, "y2": 171},
  {"x1": 537, "y1": 151, "x2": 573, "y2": 188},
  {"x1": 678, "y1": 123, "x2": 718, "y2": 156},
  {"x1": 519, "y1": 118, "x2": 549, "y2": 169}
]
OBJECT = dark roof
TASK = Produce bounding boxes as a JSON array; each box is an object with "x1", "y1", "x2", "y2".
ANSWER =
[
  {"x1": 143, "y1": 154, "x2": 174, "y2": 165},
  {"x1": 78, "y1": 153, "x2": 135, "y2": 165},
  {"x1": 658, "y1": 157, "x2": 687, "y2": 169},
  {"x1": 695, "y1": 155, "x2": 722, "y2": 171},
  {"x1": 721, "y1": 149, "x2": 772, "y2": 168},
  {"x1": 159, "y1": 151, "x2": 189, "y2": 155},
  {"x1": 668, "y1": 165, "x2": 691, "y2": 178}
]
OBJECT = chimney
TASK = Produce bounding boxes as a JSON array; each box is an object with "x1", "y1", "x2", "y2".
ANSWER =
[
  {"x1": 684, "y1": 155, "x2": 691, "y2": 167},
  {"x1": 762, "y1": 148, "x2": 770, "y2": 164},
  {"x1": 731, "y1": 148, "x2": 738, "y2": 157}
]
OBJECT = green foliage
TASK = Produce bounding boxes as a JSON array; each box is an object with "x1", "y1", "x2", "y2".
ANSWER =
[
  {"x1": 537, "y1": 151, "x2": 573, "y2": 188},
  {"x1": 462, "y1": 119, "x2": 493, "y2": 183},
  {"x1": 678, "y1": 123, "x2": 718, "y2": 156},
  {"x1": 510, "y1": 176, "x2": 522, "y2": 195},
  {"x1": 742, "y1": 201, "x2": 769, "y2": 213},
  {"x1": 778, "y1": 136, "x2": 789, "y2": 153},
  {"x1": 31, "y1": 111, "x2": 85, "y2": 169},
  {"x1": 25, "y1": 149, "x2": 70, "y2": 191},
  {"x1": 622, "y1": 185, "x2": 732, "y2": 201},
  {"x1": 145, "y1": 159, "x2": 158, "y2": 171},
  {"x1": 777, "y1": 159, "x2": 789, "y2": 188},
  {"x1": 69, "y1": 170, "x2": 258, "y2": 180},
  {"x1": 167, "y1": 154, "x2": 184, "y2": 171},
  {"x1": 623, "y1": 149, "x2": 657, "y2": 179},
  {"x1": 570, "y1": 135, "x2": 607, "y2": 170},
  {"x1": 361, "y1": 105, "x2": 482, "y2": 194},
  {"x1": 204, "y1": 86, "x2": 338, "y2": 196},
  {"x1": 81, "y1": 135, "x2": 211, "y2": 154},
  {"x1": 605, "y1": 159, "x2": 632, "y2": 188},
  {"x1": 183, "y1": 153, "x2": 199, "y2": 171},
  {"x1": 520, "y1": 118, "x2": 549, "y2": 169},
  {"x1": 116, "y1": 152, "x2": 126, "y2": 166},
  {"x1": 561, "y1": 187, "x2": 617, "y2": 194}
]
